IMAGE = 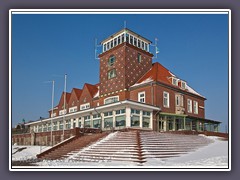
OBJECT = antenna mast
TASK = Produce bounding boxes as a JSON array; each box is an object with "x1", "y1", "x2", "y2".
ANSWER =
[
  {"x1": 95, "y1": 38, "x2": 101, "y2": 60},
  {"x1": 151, "y1": 37, "x2": 159, "y2": 59}
]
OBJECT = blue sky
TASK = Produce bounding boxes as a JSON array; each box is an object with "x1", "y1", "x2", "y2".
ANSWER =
[{"x1": 11, "y1": 13, "x2": 229, "y2": 132}]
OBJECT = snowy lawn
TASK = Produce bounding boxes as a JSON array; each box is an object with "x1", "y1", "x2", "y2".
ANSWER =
[{"x1": 12, "y1": 145, "x2": 51, "y2": 161}]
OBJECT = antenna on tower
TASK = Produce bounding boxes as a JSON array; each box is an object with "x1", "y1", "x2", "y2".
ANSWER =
[
  {"x1": 151, "y1": 37, "x2": 159, "y2": 59},
  {"x1": 124, "y1": 20, "x2": 127, "y2": 29},
  {"x1": 95, "y1": 38, "x2": 101, "y2": 60}
]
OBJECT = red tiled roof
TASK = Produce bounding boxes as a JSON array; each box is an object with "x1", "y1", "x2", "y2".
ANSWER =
[
  {"x1": 72, "y1": 88, "x2": 83, "y2": 99},
  {"x1": 136, "y1": 62, "x2": 172, "y2": 85},
  {"x1": 134, "y1": 62, "x2": 204, "y2": 98},
  {"x1": 85, "y1": 83, "x2": 99, "y2": 97}
]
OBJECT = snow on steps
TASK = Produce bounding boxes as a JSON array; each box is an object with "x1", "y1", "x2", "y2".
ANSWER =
[{"x1": 63, "y1": 131, "x2": 213, "y2": 164}]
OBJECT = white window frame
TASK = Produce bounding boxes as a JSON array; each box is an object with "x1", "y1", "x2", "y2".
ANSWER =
[
  {"x1": 181, "y1": 81, "x2": 186, "y2": 89},
  {"x1": 187, "y1": 99, "x2": 193, "y2": 113},
  {"x1": 104, "y1": 96, "x2": 119, "y2": 104},
  {"x1": 80, "y1": 103, "x2": 90, "y2": 110},
  {"x1": 163, "y1": 91, "x2": 170, "y2": 108},
  {"x1": 59, "y1": 109, "x2": 66, "y2": 115},
  {"x1": 193, "y1": 101, "x2": 198, "y2": 114},
  {"x1": 69, "y1": 106, "x2": 77, "y2": 113},
  {"x1": 138, "y1": 91, "x2": 145, "y2": 103},
  {"x1": 172, "y1": 77, "x2": 178, "y2": 86}
]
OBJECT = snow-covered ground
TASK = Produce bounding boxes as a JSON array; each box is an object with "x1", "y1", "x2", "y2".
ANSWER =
[
  {"x1": 144, "y1": 135, "x2": 228, "y2": 168},
  {"x1": 11, "y1": 135, "x2": 228, "y2": 168},
  {"x1": 12, "y1": 145, "x2": 51, "y2": 161}
]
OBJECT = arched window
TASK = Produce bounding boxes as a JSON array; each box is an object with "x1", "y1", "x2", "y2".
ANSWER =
[{"x1": 108, "y1": 55, "x2": 116, "y2": 66}]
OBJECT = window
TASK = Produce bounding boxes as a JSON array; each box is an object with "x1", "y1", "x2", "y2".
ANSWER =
[
  {"x1": 108, "y1": 55, "x2": 116, "y2": 66},
  {"x1": 43, "y1": 124, "x2": 47, "y2": 132},
  {"x1": 38, "y1": 125, "x2": 42, "y2": 132},
  {"x1": 52, "y1": 122, "x2": 57, "y2": 131},
  {"x1": 126, "y1": 33, "x2": 129, "y2": 43},
  {"x1": 104, "y1": 96, "x2": 119, "y2": 104},
  {"x1": 116, "y1": 115, "x2": 126, "y2": 127},
  {"x1": 134, "y1": 37, "x2": 137, "y2": 46},
  {"x1": 78, "y1": 119, "x2": 82, "y2": 128},
  {"x1": 59, "y1": 121, "x2": 63, "y2": 130},
  {"x1": 80, "y1": 103, "x2": 90, "y2": 110},
  {"x1": 163, "y1": 91, "x2": 170, "y2": 108},
  {"x1": 130, "y1": 35, "x2": 133, "y2": 44},
  {"x1": 108, "y1": 69, "x2": 116, "y2": 79},
  {"x1": 84, "y1": 116, "x2": 91, "y2": 128},
  {"x1": 65, "y1": 120, "x2": 71, "y2": 129},
  {"x1": 69, "y1": 106, "x2": 77, "y2": 113},
  {"x1": 138, "y1": 92, "x2": 145, "y2": 103},
  {"x1": 47, "y1": 123, "x2": 51, "y2": 131},
  {"x1": 193, "y1": 101, "x2": 198, "y2": 114},
  {"x1": 114, "y1": 38, "x2": 117, "y2": 47},
  {"x1": 59, "y1": 109, "x2": 66, "y2": 115},
  {"x1": 93, "y1": 114, "x2": 101, "y2": 128},
  {"x1": 187, "y1": 99, "x2": 192, "y2": 113},
  {"x1": 118, "y1": 36, "x2": 121, "y2": 44},
  {"x1": 104, "y1": 111, "x2": 113, "y2": 117},
  {"x1": 175, "y1": 94, "x2": 183, "y2": 106},
  {"x1": 131, "y1": 116, "x2": 140, "y2": 127},
  {"x1": 138, "y1": 53, "x2": 142, "y2": 63},
  {"x1": 143, "y1": 117, "x2": 150, "y2": 128},
  {"x1": 172, "y1": 78, "x2": 178, "y2": 86},
  {"x1": 131, "y1": 109, "x2": 140, "y2": 114},
  {"x1": 145, "y1": 43, "x2": 148, "y2": 51},
  {"x1": 103, "y1": 44, "x2": 106, "y2": 52},
  {"x1": 104, "y1": 117, "x2": 113, "y2": 128},
  {"x1": 116, "y1": 109, "x2": 125, "y2": 115},
  {"x1": 73, "y1": 119, "x2": 76, "y2": 128},
  {"x1": 142, "y1": 41, "x2": 144, "y2": 50},
  {"x1": 93, "y1": 114, "x2": 101, "y2": 119},
  {"x1": 181, "y1": 81, "x2": 186, "y2": 89},
  {"x1": 143, "y1": 111, "x2": 151, "y2": 116}
]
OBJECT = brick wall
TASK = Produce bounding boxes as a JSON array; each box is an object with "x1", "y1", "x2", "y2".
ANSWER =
[
  {"x1": 12, "y1": 128, "x2": 83, "y2": 146},
  {"x1": 99, "y1": 43, "x2": 153, "y2": 96}
]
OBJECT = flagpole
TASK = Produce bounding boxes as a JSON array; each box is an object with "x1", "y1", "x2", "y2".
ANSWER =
[
  {"x1": 62, "y1": 74, "x2": 67, "y2": 140},
  {"x1": 50, "y1": 80, "x2": 54, "y2": 146}
]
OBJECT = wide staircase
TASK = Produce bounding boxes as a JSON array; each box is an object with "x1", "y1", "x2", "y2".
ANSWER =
[
  {"x1": 65, "y1": 131, "x2": 142, "y2": 163},
  {"x1": 140, "y1": 131, "x2": 213, "y2": 159},
  {"x1": 37, "y1": 133, "x2": 108, "y2": 160},
  {"x1": 64, "y1": 130, "x2": 213, "y2": 164}
]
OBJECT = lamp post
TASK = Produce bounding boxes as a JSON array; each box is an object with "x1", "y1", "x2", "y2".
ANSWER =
[
  {"x1": 50, "y1": 80, "x2": 54, "y2": 146},
  {"x1": 62, "y1": 74, "x2": 67, "y2": 141}
]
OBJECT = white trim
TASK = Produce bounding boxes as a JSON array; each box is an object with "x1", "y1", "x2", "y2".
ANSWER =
[
  {"x1": 104, "y1": 95, "x2": 119, "y2": 104},
  {"x1": 163, "y1": 91, "x2": 170, "y2": 108},
  {"x1": 80, "y1": 103, "x2": 90, "y2": 110},
  {"x1": 69, "y1": 106, "x2": 77, "y2": 113},
  {"x1": 193, "y1": 101, "x2": 199, "y2": 114},
  {"x1": 25, "y1": 100, "x2": 160, "y2": 125},
  {"x1": 187, "y1": 99, "x2": 193, "y2": 113},
  {"x1": 138, "y1": 91, "x2": 145, "y2": 103}
]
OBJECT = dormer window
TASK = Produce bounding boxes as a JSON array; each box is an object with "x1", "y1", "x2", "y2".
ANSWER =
[
  {"x1": 108, "y1": 55, "x2": 116, "y2": 66},
  {"x1": 181, "y1": 81, "x2": 186, "y2": 89},
  {"x1": 172, "y1": 77, "x2": 178, "y2": 86}
]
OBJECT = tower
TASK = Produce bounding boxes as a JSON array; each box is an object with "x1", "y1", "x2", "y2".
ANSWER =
[{"x1": 98, "y1": 28, "x2": 154, "y2": 98}]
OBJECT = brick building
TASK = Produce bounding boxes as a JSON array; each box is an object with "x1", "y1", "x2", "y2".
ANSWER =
[{"x1": 26, "y1": 28, "x2": 220, "y2": 134}]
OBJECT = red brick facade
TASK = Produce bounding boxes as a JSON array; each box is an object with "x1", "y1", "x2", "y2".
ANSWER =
[{"x1": 47, "y1": 29, "x2": 206, "y2": 120}]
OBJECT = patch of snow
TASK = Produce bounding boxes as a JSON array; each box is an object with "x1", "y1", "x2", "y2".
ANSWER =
[
  {"x1": 131, "y1": 77, "x2": 153, "y2": 87},
  {"x1": 169, "y1": 71, "x2": 176, "y2": 77},
  {"x1": 144, "y1": 136, "x2": 228, "y2": 167},
  {"x1": 93, "y1": 89, "x2": 99, "y2": 98},
  {"x1": 186, "y1": 84, "x2": 205, "y2": 98},
  {"x1": 12, "y1": 145, "x2": 51, "y2": 161}
]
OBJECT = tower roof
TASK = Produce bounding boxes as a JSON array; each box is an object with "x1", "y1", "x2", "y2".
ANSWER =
[{"x1": 100, "y1": 28, "x2": 152, "y2": 44}]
